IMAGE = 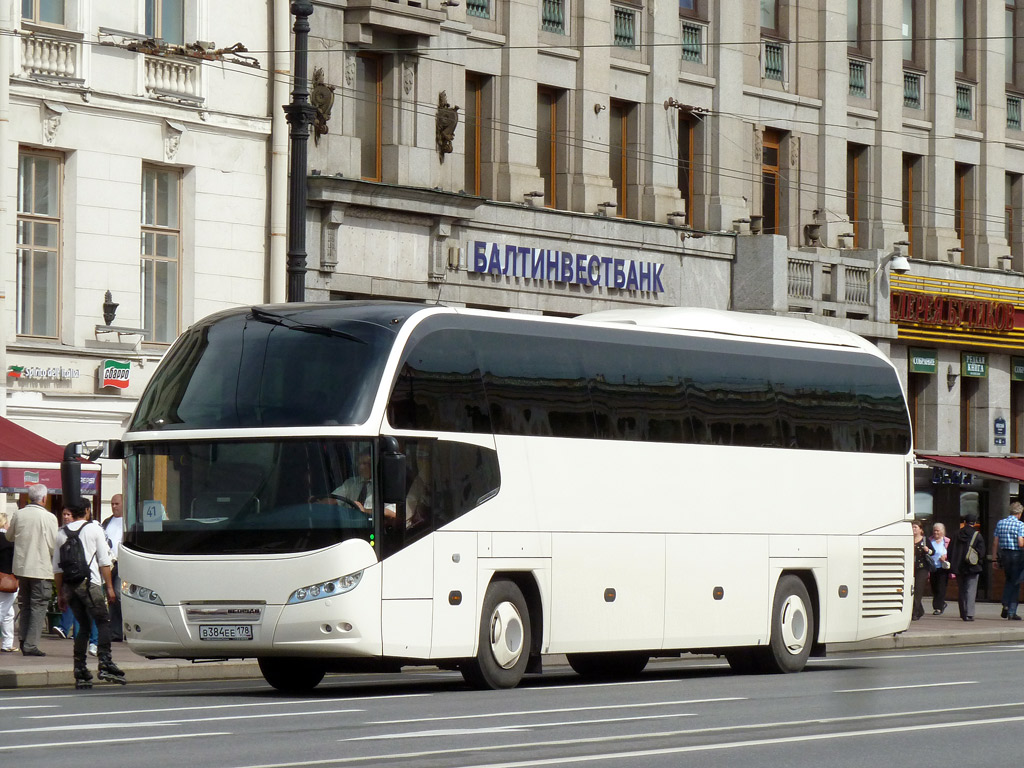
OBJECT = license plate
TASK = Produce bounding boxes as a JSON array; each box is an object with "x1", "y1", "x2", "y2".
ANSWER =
[{"x1": 198, "y1": 624, "x2": 253, "y2": 641}]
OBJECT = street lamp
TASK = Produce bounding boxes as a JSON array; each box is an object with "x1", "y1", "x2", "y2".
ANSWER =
[{"x1": 284, "y1": 0, "x2": 316, "y2": 303}]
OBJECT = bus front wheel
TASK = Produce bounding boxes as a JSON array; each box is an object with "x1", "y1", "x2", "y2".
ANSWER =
[
  {"x1": 258, "y1": 657, "x2": 326, "y2": 693},
  {"x1": 461, "y1": 579, "x2": 531, "y2": 690},
  {"x1": 764, "y1": 574, "x2": 814, "y2": 674}
]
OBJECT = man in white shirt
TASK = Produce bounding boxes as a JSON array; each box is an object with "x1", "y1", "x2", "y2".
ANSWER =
[
  {"x1": 102, "y1": 494, "x2": 124, "y2": 641},
  {"x1": 53, "y1": 499, "x2": 125, "y2": 687}
]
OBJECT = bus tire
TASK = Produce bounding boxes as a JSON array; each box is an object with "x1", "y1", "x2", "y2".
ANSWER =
[
  {"x1": 258, "y1": 657, "x2": 326, "y2": 693},
  {"x1": 567, "y1": 651, "x2": 649, "y2": 678},
  {"x1": 461, "y1": 579, "x2": 531, "y2": 690},
  {"x1": 763, "y1": 574, "x2": 814, "y2": 674}
]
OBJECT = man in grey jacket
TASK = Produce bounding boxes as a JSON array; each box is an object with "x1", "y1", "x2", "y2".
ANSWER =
[{"x1": 4, "y1": 484, "x2": 57, "y2": 655}]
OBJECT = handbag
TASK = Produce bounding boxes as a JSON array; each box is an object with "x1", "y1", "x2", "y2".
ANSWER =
[
  {"x1": 965, "y1": 531, "x2": 980, "y2": 567},
  {"x1": 0, "y1": 572, "x2": 17, "y2": 593}
]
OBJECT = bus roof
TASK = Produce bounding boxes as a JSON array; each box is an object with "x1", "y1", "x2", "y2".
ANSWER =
[{"x1": 575, "y1": 307, "x2": 874, "y2": 351}]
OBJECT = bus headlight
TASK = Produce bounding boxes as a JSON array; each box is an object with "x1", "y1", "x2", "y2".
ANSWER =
[
  {"x1": 288, "y1": 570, "x2": 363, "y2": 604},
  {"x1": 121, "y1": 580, "x2": 164, "y2": 606}
]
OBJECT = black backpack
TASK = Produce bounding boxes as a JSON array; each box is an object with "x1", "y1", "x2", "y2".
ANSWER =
[{"x1": 58, "y1": 524, "x2": 93, "y2": 585}]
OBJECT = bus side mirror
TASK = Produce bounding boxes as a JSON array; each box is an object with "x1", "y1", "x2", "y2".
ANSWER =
[
  {"x1": 61, "y1": 442, "x2": 83, "y2": 509},
  {"x1": 380, "y1": 437, "x2": 406, "y2": 505}
]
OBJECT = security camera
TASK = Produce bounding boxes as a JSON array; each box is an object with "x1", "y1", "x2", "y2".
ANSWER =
[{"x1": 890, "y1": 254, "x2": 911, "y2": 274}]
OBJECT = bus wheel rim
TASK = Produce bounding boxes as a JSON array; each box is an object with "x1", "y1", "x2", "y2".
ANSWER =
[
  {"x1": 780, "y1": 594, "x2": 808, "y2": 654},
  {"x1": 489, "y1": 601, "x2": 524, "y2": 669}
]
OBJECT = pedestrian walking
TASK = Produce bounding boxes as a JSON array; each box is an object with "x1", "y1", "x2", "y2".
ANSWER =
[
  {"x1": 912, "y1": 521, "x2": 933, "y2": 621},
  {"x1": 992, "y1": 501, "x2": 1024, "y2": 620},
  {"x1": 949, "y1": 513, "x2": 986, "y2": 622},
  {"x1": 53, "y1": 499, "x2": 125, "y2": 689},
  {"x1": 0, "y1": 510, "x2": 17, "y2": 653},
  {"x1": 4, "y1": 484, "x2": 57, "y2": 655}
]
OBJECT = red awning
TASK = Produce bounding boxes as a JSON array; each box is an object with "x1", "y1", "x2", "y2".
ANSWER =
[
  {"x1": 0, "y1": 415, "x2": 64, "y2": 463},
  {"x1": 918, "y1": 454, "x2": 1024, "y2": 483}
]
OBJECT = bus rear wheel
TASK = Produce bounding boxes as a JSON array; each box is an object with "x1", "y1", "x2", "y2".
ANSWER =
[
  {"x1": 461, "y1": 579, "x2": 531, "y2": 690},
  {"x1": 763, "y1": 574, "x2": 814, "y2": 674},
  {"x1": 258, "y1": 657, "x2": 326, "y2": 693},
  {"x1": 567, "y1": 651, "x2": 649, "y2": 679}
]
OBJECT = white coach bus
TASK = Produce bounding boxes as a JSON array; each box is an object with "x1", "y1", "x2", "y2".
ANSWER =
[{"x1": 66, "y1": 302, "x2": 913, "y2": 691}]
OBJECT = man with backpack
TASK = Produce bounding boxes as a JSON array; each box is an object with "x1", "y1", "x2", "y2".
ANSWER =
[{"x1": 52, "y1": 499, "x2": 126, "y2": 688}]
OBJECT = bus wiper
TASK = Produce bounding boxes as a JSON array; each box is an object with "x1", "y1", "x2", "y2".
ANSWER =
[{"x1": 248, "y1": 307, "x2": 367, "y2": 344}]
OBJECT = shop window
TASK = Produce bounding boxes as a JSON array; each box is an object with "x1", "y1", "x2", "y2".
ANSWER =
[
  {"x1": 1013, "y1": 378, "x2": 1024, "y2": 452},
  {"x1": 908, "y1": 372, "x2": 928, "y2": 450},
  {"x1": 960, "y1": 376, "x2": 979, "y2": 452}
]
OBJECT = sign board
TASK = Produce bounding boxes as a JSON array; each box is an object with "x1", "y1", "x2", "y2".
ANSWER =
[
  {"x1": 98, "y1": 359, "x2": 131, "y2": 389},
  {"x1": 908, "y1": 347, "x2": 937, "y2": 374},
  {"x1": 962, "y1": 352, "x2": 988, "y2": 378}
]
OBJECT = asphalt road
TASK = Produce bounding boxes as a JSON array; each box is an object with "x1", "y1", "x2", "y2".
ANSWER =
[{"x1": 2, "y1": 644, "x2": 1024, "y2": 767}]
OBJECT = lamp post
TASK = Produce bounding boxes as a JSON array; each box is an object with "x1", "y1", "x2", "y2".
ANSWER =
[{"x1": 284, "y1": 0, "x2": 316, "y2": 302}]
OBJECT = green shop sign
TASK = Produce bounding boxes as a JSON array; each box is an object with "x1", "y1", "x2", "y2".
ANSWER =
[
  {"x1": 962, "y1": 352, "x2": 988, "y2": 378},
  {"x1": 1013, "y1": 357, "x2": 1024, "y2": 381},
  {"x1": 908, "y1": 347, "x2": 937, "y2": 374}
]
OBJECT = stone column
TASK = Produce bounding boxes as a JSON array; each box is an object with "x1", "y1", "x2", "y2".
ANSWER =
[
  {"x1": 706, "y1": 2, "x2": 749, "y2": 231},
  {"x1": 495, "y1": 0, "x2": 544, "y2": 201},
  {"x1": 815, "y1": 0, "x2": 851, "y2": 247}
]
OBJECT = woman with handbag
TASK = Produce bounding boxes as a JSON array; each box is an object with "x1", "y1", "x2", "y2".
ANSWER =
[
  {"x1": 0, "y1": 510, "x2": 17, "y2": 652},
  {"x1": 912, "y1": 521, "x2": 934, "y2": 621}
]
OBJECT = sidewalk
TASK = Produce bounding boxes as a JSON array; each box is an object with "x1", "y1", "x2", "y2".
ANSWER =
[{"x1": 2, "y1": 601, "x2": 1023, "y2": 689}]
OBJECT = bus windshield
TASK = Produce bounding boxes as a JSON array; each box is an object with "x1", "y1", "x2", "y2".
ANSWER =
[
  {"x1": 129, "y1": 305, "x2": 402, "y2": 431},
  {"x1": 123, "y1": 439, "x2": 379, "y2": 555}
]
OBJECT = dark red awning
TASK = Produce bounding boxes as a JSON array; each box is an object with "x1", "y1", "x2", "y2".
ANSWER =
[
  {"x1": 0, "y1": 415, "x2": 64, "y2": 463},
  {"x1": 918, "y1": 454, "x2": 1024, "y2": 483}
]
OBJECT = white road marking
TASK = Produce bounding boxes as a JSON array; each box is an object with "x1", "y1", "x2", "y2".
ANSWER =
[
  {"x1": 369, "y1": 697, "x2": 741, "y2": 725},
  {"x1": 446, "y1": 714, "x2": 1024, "y2": 767},
  {"x1": 0, "y1": 732, "x2": 231, "y2": 752},
  {"x1": 347, "y1": 712, "x2": 698, "y2": 740},
  {"x1": 835, "y1": 681, "x2": 976, "y2": 693}
]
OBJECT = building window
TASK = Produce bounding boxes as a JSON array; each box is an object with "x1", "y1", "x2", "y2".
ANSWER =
[
  {"x1": 356, "y1": 54, "x2": 383, "y2": 182},
  {"x1": 141, "y1": 165, "x2": 180, "y2": 344},
  {"x1": 955, "y1": 162, "x2": 973, "y2": 262},
  {"x1": 1009, "y1": 173, "x2": 1022, "y2": 265},
  {"x1": 847, "y1": 143, "x2": 866, "y2": 247},
  {"x1": 762, "y1": 129, "x2": 783, "y2": 235},
  {"x1": 467, "y1": 0, "x2": 489, "y2": 18},
  {"x1": 612, "y1": 4, "x2": 637, "y2": 48},
  {"x1": 678, "y1": 112, "x2": 697, "y2": 224},
  {"x1": 541, "y1": 0, "x2": 566, "y2": 33},
  {"x1": 16, "y1": 149, "x2": 61, "y2": 338},
  {"x1": 145, "y1": 0, "x2": 183, "y2": 45},
  {"x1": 22, "y1": 0, "x2": 64, "y2": 26},
  {"x1": 902, "y1": 153, "x2": 920, "y2": 257},
  {"x1": 760, "y1": 0, "x2": 778, "y2": 32},
  {"x1": 465, "y1": 72, "x2": 491, "y2": 197},
  {"x1": 902, "y1": 0, "x2": 916, "y2": 62},
  {"x1": 609, "y1": 100, "x2": 637, "y2": 218},
  {"x1": 537, "y1": 86, "x2": 567, "y2": 209}
]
